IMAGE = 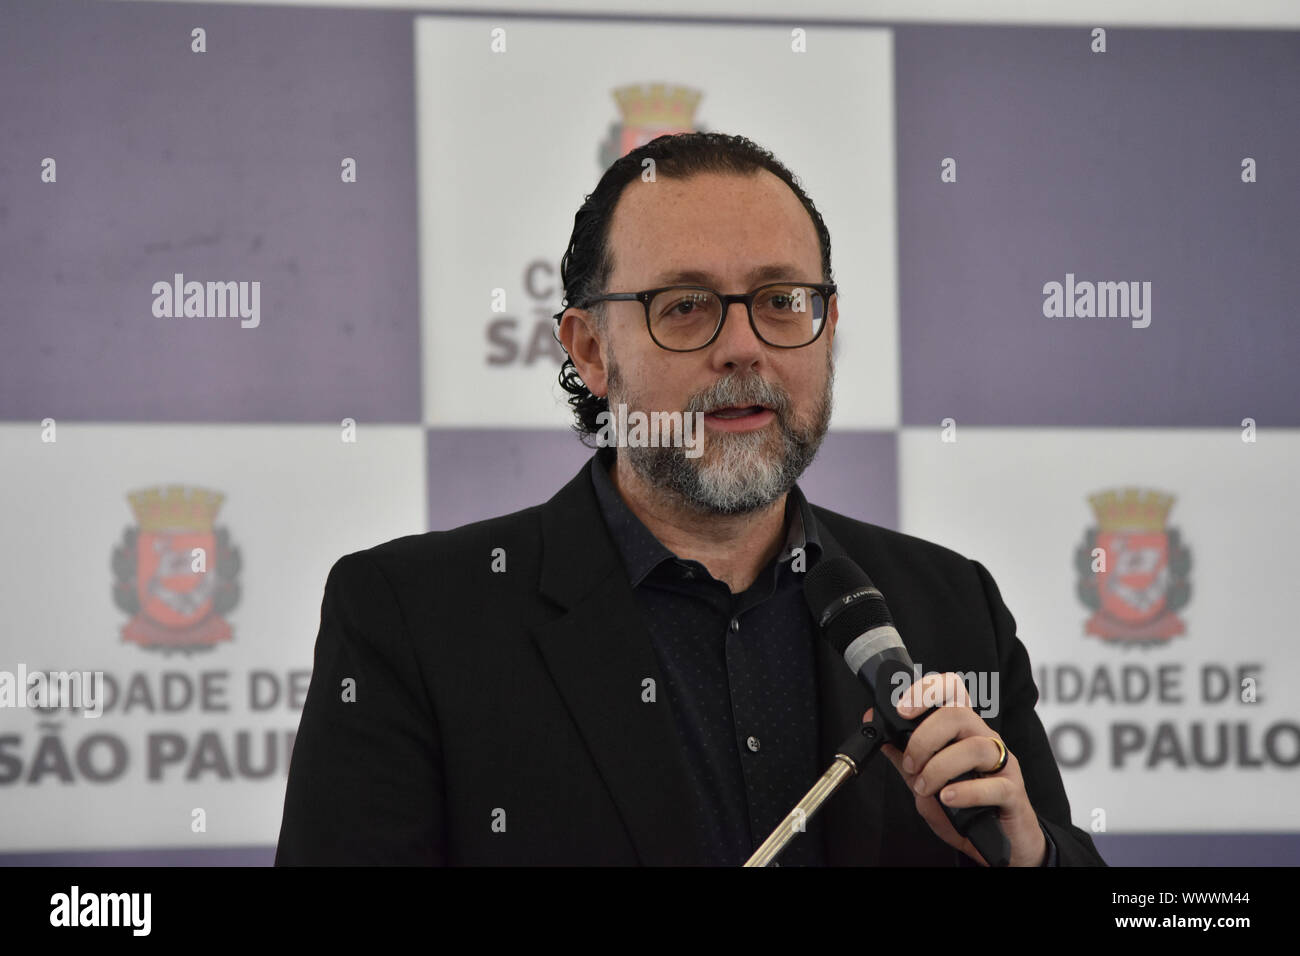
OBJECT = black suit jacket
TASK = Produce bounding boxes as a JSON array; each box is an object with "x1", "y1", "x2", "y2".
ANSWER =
[{"x1": 276, "y1": 455, "x2": 1106, "y2": 866}]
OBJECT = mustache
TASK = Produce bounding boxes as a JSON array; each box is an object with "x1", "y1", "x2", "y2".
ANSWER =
[{"x1": 684, "y1": 374, "x2": 792, "y2": 417}]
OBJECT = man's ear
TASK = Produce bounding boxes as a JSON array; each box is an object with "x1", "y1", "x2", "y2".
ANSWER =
[{"x1": 558, "y1": 308, "x2": 609, "y2": 397}]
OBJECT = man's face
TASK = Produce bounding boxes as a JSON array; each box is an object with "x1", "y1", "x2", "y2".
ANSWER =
[{"x1": 592, "y1": 169, "x2": 838, "y2": 515}]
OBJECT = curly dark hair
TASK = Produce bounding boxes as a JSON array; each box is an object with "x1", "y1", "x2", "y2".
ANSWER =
[{"x1": 555, "y1": 131, "x2": 835, "y2": 439}]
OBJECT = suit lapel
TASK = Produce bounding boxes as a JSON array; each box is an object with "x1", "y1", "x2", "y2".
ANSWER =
[{"x1": 529, "y1": 460, "x2": 705, "y2": 865}]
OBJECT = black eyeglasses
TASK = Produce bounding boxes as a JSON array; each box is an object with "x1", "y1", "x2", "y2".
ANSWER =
[{"x1": 553, "y1": 282, "x2": 836, "y2": 352}]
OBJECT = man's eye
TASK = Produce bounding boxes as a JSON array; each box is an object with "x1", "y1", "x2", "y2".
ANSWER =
[{"x1": 664, "y1": 297, "x2": 705, "y2": 317}]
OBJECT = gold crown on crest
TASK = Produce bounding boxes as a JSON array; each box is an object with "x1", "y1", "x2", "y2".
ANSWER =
[
  {"x1": 1088, "y1": 488, "x2": 1174, "y2": 533},
  {"x1": 613, "y1": 83, "x2": 703, "y2": 127},
  {"x1": 128, "y1": 486, "x2": 225, "y2": 533}
]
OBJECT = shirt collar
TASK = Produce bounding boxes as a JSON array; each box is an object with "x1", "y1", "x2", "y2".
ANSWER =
[{"x1": 589, "y1": 445, "x2": 822, "y2": 588}]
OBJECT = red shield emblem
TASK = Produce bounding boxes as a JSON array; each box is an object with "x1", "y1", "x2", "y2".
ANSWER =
[
  {"x1": 1094, "y1": 531, "x2": 1170, "y2": 625},
  {"x1": 114, "y1": 486, "x2": 240, "y2": 653},
  {"x1": 1075, "y1": 489, "x2": 1191, "y2": 645},
  {"x1": 136, "y1": 530, "x2": 219, "y2": 626}
]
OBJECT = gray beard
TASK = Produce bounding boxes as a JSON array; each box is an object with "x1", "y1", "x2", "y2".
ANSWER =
[{"x1": 606, "y1": 357, "x2": 834, "y2": 516}]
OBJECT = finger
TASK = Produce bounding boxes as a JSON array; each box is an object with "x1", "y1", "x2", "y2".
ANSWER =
[
  {"x1": 894, "y1": 671, "x2": 972, "y2": 717},
  {"x1": 899, "y1": 705, "x2": 974, "y2": 774},
  {"x1": 898, "y1": 678, "x2": 989, "y2": 774},
  {"x1": 933, "y1": 774, "x2": 1017, "y2": 810},
  {"x1": 899, "y1": 671, "x2": 972, "y2": 738},
  {"x1": 879, "y1": 742, "x2": 905, "y2": 775},
  {"x1": 891, "y1": 673, "x2": 929, "y2": 713},
  {"x1": 911, "y1": 735, "x2": 1007, "y2": 798}
]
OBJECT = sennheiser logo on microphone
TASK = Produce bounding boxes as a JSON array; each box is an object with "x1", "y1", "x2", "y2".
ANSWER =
[{"x1": 819, "y1": 587, "x2": 882, "y2": 626}]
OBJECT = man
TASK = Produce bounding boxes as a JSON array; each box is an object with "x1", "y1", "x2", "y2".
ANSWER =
[{"x1": 276, "y1": 132, "x2": 1105, "y2": 867}]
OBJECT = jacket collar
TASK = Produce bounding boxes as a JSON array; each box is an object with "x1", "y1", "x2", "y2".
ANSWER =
[{"x1": 530, "y1": 454, "x2": 883, "y2": 866}]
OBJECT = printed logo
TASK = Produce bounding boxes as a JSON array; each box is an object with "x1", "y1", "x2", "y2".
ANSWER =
[
  {"x1": 598, "y1": 82, "x2": 705, "y2": 168},
  {"x1": 1075, "y1": 488, "x2": 1191, "y2": 646},
  {"x1": 112, "y1": 486, "x2": 242, "y2": 652}
]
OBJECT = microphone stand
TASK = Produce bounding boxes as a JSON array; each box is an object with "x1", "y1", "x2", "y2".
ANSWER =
[{"x1": 744, "y1": 722, "x2": 880, "y2": 867}]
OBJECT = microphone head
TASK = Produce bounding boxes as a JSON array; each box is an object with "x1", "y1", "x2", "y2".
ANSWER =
[
  {"x1": 804, "y1": 556, "x2": 875, "y2": 625},
  {"x1": 804, "y1": 556, "x2": 902, "y2": 660}
]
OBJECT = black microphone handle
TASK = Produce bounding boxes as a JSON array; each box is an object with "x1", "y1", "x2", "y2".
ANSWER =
[{"x1": 872, "y1": 657, "x2": 1011, "y2": 867}]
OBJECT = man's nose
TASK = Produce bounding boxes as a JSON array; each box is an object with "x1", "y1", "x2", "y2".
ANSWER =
[{"x1": 709, "y1": 300, "x2": 765, "y2": 367}]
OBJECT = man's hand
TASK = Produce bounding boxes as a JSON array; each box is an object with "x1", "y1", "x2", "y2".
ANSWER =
[{"x1": 863, "y1": 671, "x2": 1047, "y2": 867}]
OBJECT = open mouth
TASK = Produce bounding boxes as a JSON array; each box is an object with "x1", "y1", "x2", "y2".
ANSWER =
[{"x1": 705, "y1": 405, "x2": 769, "y2": 420}]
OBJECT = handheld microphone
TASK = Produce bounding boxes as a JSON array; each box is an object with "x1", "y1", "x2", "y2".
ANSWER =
[{"x1": 804, "y1": 556, "x2": 1011, "y2": 867}]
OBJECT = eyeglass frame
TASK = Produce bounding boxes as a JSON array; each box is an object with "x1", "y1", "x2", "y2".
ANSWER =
[{"x1": 552, "y1": 281, "x2": 838, "y2": 352}]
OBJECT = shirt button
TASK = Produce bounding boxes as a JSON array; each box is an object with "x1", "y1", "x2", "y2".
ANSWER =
[
  {"x1": 730, "y1": 617, "x2": 740, "y2": 632},
  {"x1": 746, "y1": 736, "x2": 761, "y2": 752}
]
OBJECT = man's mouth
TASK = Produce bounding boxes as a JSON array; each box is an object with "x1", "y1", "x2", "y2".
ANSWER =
[{"x1": 705, "y1": 405, "x2": 770, "y2": 419}]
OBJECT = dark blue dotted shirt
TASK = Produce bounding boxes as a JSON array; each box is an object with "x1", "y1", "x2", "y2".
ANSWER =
[{"x1": 590, "y1": 446, "x2": 828, "y2": 866}]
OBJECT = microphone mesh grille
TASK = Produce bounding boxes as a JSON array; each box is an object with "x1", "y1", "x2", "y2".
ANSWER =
[
  {"x1": 805, "y1": 557, "x2": 896, "y2": 656},
  {"x1": 804, "y1": 556, "x2": 873, "y2": 621}
]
